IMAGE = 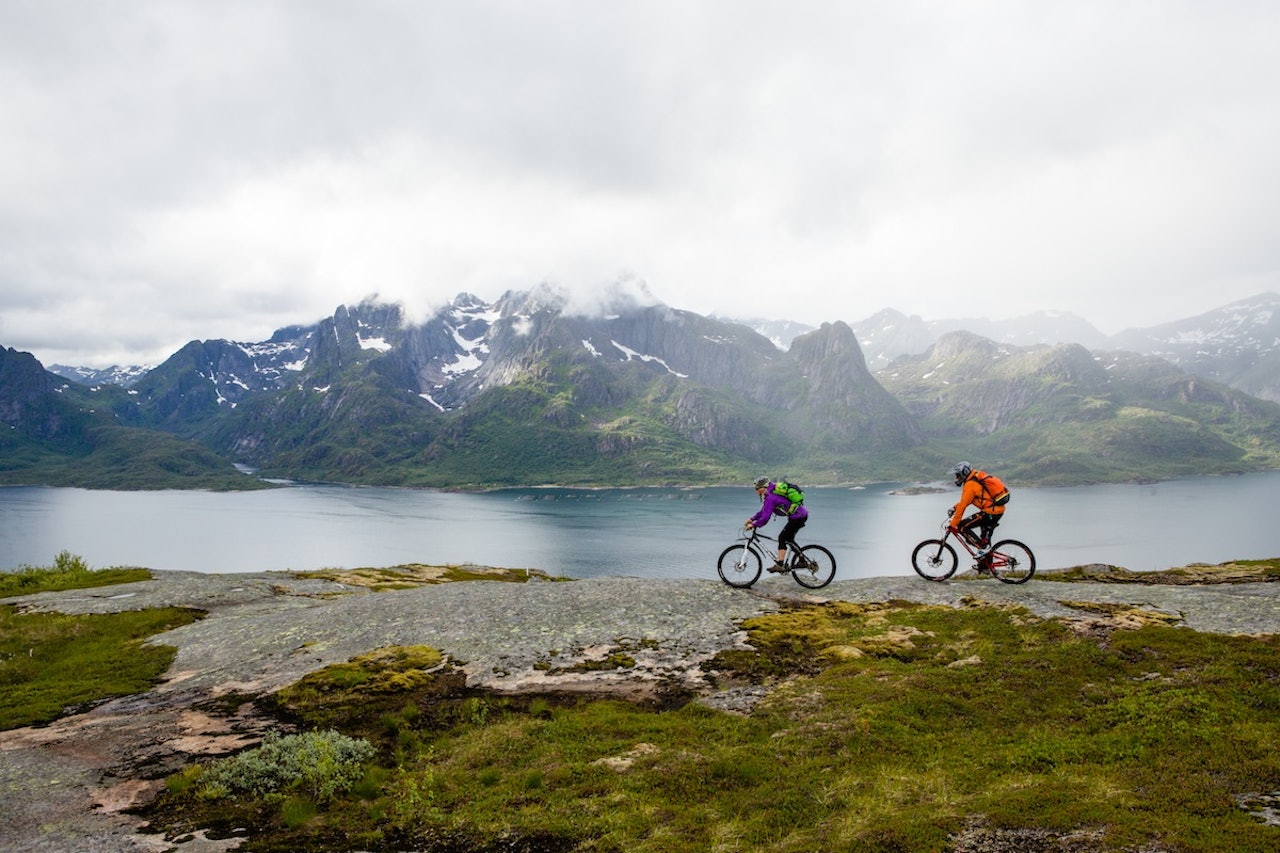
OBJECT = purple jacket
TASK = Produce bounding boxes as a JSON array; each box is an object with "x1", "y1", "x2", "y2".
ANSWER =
[{"x1": 750, "y1": 484, "x2": 809, "y2": 528}]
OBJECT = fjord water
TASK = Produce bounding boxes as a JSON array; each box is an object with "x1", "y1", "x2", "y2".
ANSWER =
[{"x1": 2, "y1": 470, "x2": 1277, "y2": 579}]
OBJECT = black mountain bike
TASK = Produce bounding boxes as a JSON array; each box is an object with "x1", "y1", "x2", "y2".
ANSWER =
[
  {"x1": 911, "y1": 519, "x2": 1036, "y2": 584},
  {"x1": 717, "y1": 527, "x2": 837, "y2": 589}
]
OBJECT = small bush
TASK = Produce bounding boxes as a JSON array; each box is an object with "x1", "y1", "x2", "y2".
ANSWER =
[
  {"x1": 196, "y1": 730, "x2": 375, "y2": 802},
  {"x1": 52, "y1": 551, "x2": 90, "y2": 573}
]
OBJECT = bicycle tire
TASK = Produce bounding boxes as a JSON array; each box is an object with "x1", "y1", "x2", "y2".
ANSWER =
[
  {"x1": 717, "y1": 543, "x2": 762, "y2": 588},
  {"x1": 988, "y1": 539, "x2": 1035, "y2": 584},
  {"x1": 791, "y1": 544, "x2": 836, "y2": 589},
  {"x1": 911, "y1": 539, "x2": 957, "y2": 581}
]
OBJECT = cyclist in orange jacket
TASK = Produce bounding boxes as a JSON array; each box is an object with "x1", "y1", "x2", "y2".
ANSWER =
[{"x1": 947, "y1": 462, "x2": 1009, "y2": 559}]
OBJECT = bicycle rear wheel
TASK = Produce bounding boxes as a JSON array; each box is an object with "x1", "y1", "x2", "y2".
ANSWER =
[
  {"x1": 717, "y1": 544, "x2": 762, "y2": 588},
  {"x1": 989, "y1": 539, "x2": 1035, "y2": 584},
  {"x1": 791, "y1": 544, "x2": 836, "y2": 589},
  {"x1": 911, "y1": 539, "x2": 957, "y2": 581}
]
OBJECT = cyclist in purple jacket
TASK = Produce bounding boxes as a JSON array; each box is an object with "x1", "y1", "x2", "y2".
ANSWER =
[{"x1": 745, "y1": 477, "x2": 809, "y2": 573}]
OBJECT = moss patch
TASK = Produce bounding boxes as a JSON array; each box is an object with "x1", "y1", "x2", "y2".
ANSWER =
[
  {"x1": 291, "y1": 563, "x2": 564, "y2": 590},
  {"x1": 1039, "y1": 558, "x2": 1280, "y2": 584}
]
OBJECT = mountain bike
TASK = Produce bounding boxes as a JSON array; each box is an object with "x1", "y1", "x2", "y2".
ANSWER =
[
  {"x1": 911, "y1": 518, "x2": 1035, "y2": 584},
  {"x1": 717, "y1": 527, "x2": 837, "y2": 589}
]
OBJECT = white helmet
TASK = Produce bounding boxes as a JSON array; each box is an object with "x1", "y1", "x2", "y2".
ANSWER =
[{"x1": 950, "y1": 462, "x2": 972, "y2": 486}]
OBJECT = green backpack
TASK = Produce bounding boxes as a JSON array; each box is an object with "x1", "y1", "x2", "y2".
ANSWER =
[{"x1": 772, "y1": 481, "x2": 805, "y2": 514}]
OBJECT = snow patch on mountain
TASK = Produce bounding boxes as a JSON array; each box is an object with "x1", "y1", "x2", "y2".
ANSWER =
[
  {"x1": 610, "y1": 341, "x2": 688, "y2": 378},
  {"x1": 359, "y1": 336, "x2": 392, "y2": 352}
]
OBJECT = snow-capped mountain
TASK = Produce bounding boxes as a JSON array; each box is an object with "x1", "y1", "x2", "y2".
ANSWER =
[
  {"x1": 46, "y1": 363, "x2": 153, "y2": 388},
  {"x1": 49, "y1": 291, "x2": 1280, "y2": 408},
  {"x1": 8, "y1": 286, "x2": 1280, "y2": 489},
  {"x1": 848, "y1": 296, "x2": 1280, "y2": 403},
  {"x1": 102, "y1": 283, "x2": 922, "y2": 485},
  {"x1": 1110, "y1": 293, "x2": 1280, "y2": 402}
]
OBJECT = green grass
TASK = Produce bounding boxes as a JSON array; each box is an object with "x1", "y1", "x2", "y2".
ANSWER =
[
  {"x1": 146, "y1": 600, "x2": 1280, "y2": 852},
  {"x1": 0, "y1": 550, "x2": 152, "y2": 597},
  {"x1": 0, "y1": 551, "x2": 201, "y2": 731},
  {"x1": 0, "y1": 603, "x2": 201, "y2": 729}
]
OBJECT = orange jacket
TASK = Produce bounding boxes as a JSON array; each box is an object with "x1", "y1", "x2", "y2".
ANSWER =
[{"x1": 949, "y1": 469, "x2": 1008, "y2": 528}]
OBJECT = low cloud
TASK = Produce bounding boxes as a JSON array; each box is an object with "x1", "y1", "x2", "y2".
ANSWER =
[{"x1": 2, "y1": 2, "x2": 1278, "y2": 366}]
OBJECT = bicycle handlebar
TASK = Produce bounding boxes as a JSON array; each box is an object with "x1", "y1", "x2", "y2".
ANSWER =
[{"x1": 738, "y1": 526, "x2": 780, "y2": 544}]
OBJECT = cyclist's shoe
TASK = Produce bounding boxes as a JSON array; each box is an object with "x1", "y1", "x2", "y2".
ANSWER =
[
  {"x1": 973, "y1": 545, "x2": 991, "y2": 559},
  {"x1": 767, "y1": 561, "x2": 789, "y2": 573}
]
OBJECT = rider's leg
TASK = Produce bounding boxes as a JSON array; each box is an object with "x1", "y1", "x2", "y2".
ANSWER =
[
  {"x1": 971, "y1": 513, "x2": 1001, "y2": 563},
  {"x1": 778, "y1": 517, "x2": 806, "y2": 564},
  {"x1": 980, "y1": 512, "x2": 1001, "y2": 545}
]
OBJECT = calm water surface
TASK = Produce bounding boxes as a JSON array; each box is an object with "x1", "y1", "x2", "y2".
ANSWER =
[{"x1": 2, "y1": 471, "x2": 1277, "y2": 580}]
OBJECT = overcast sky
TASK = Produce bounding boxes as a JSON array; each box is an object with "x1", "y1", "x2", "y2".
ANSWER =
[{"x1": 2, "y1": 1, "x2": 1278, "y2": 368}]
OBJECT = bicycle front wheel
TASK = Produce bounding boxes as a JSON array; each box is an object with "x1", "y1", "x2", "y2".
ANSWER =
[
  {"x1": 717, "y1": 544, "x2": 762, "y2": 588},
  {"x1": 791, "y1": 544, "x2": 836, "y2": 589},
  {"x1": 989, "y1": 540, "x2": 1035, "y2": 584},
  {"x1": 911, "y1": 539, "x2": 957, "y2": 581}
]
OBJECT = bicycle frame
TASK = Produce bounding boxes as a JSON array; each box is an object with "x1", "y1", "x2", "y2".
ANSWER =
[
  {"x1": 941, "y1": 522, "x2": 987, "y2": 561},
  {"x1": 717, "y1": 526, "x2": 837, "y2": 589},
  {"x1": 740, "y1": 527, "x2": 784, "y2": 561},
  {"x1": 738, "y1": 528, "x2": 819, "y2": 568},
  {"x1": 911, "y1": 520, "x2": 1036, "y2": 584}
]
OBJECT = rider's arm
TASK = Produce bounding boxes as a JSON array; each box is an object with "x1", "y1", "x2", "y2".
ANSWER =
[
  {"x1": 748, "y1": 493, "x2": 782, "y2": 528},
  {"x1": 949, "y1": 482, "x2": 978, "y2": 529}
]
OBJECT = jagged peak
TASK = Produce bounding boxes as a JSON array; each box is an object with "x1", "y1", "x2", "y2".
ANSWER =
[
  {"x1": 793, "y1": 320, "x2": 857, "y2": 351},
  {"x1": 790, "y1": 321, "x2": 871, "y2": 375},
  {"x1": 450, "y1": 292, "x2": 490, "y2": 312},
  {"x1": 495, "y1": 283, "x2": 569, "y2": 318}
]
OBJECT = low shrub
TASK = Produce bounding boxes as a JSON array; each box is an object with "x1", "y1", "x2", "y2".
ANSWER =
[{"x1": 195, "y1": 730, "x2": 376, "y2": 802}]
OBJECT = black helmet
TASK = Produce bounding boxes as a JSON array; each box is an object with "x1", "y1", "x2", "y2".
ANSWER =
[
  {"x1": 950, "y1": 462, "x2": 972, "y2": 486},
  {"x1": 753, "y1": 476, "x2": 769, "y2": 490}
]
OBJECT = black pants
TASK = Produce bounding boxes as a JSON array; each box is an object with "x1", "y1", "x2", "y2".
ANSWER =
[
  {"x1": 958, "y1": 512, "x2": 1001, "y2": 546},
  {"x1": 779, "y1": 516, "x2": 807, "y2": 552}
]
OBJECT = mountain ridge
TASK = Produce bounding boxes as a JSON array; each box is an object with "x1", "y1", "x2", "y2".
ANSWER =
[{"x1": 7, "y1": 289, "x2": 1280, "y2": 490}]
